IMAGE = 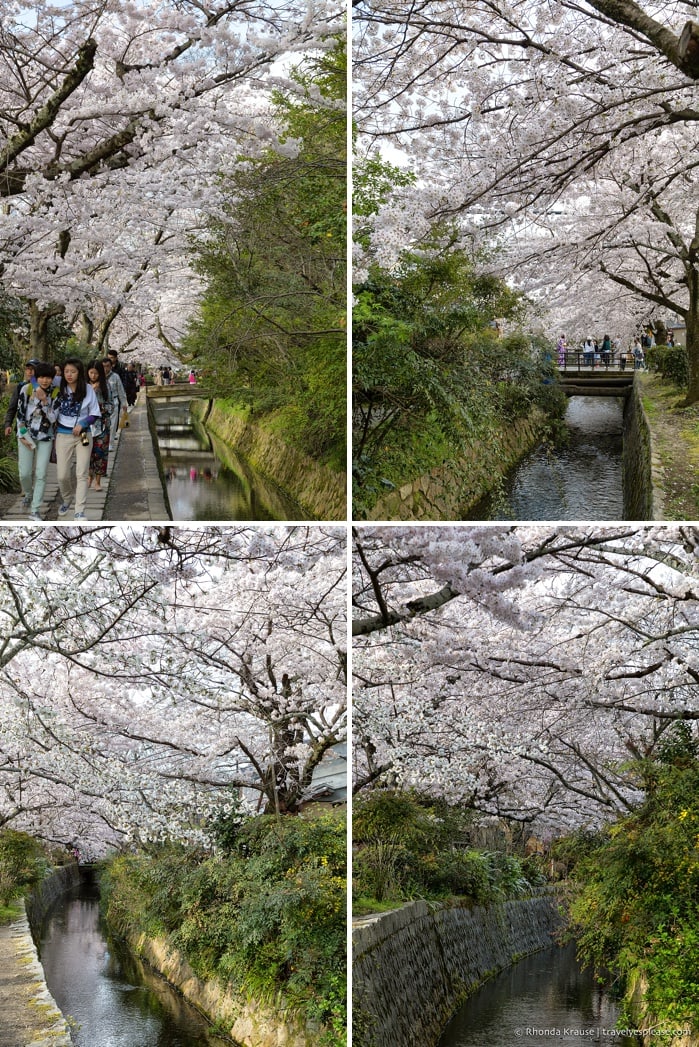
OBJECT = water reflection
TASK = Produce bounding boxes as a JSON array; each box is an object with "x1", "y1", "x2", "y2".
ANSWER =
[
  {"x1": 39, "y1": 883, "x2": 234, "y2": 1047},
  {"x1": 152, "y1": 399, "x2": 308, "y2": 521},
  {"x1": 468, "y1": 397, "x2": 624, "y2": 520},
  {"x1": 438, "y1": 943, "x2": 640, "y2": 1047}
]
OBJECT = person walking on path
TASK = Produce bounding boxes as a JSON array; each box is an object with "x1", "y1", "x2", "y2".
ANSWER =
[
  {"x1": 86, "y1": 360, "x2": 112, "y2": 492},
  {"x1": 102, "y1": 357, "x2": 127, "y2": 451},
  {"x1": 124, "y1": 363, "x2": 139, "y2": 407},
  {"x1": 55, "y1": 359, "x2": 101, "y2": 520},
  {"x1": 4, "y1": 360, "x2": 39, "y2": 435},
  {"x1": 16, "y1": 363, "x2": 59, "y2": 521}
]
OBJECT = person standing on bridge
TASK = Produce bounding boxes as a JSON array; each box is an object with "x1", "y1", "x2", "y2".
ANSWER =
[
  {"x1": 632, "y1": 338, "x2": 644, "y2": 370},
  {"x1": 102, "y1": 357, "x2": 128, "y2": 452},
  {"x1": 55, "y1": 359, "x2": 101, "y2": 520},
  {"x1": 557, "y1": 334, "x2": 567, "y2": 367}
]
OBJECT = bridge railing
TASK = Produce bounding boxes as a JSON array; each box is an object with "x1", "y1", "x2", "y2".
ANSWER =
[{"x1": 558, "y1": 350, "x2": 640, "y2": 372}]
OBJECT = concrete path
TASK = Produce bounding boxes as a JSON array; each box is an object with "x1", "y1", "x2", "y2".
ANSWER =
[
  {"x1": 2, "y1": 390, "x2": 170, "y2": 524},
  {"x1": 0, "y1": 902, "x2": 72, "y2": 1047}
]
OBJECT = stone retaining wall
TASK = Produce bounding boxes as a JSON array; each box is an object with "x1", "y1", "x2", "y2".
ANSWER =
[
  {"x1": 353, "y1": 896, "x2": 564, "y2": 1047},
  {"x1": 190, "y1": 400, "x2": 346, "y2": 520},
  {"x1": 132, "y1": 933, "x2": 323, "y2": 1047},
  {"x1": 25, "y1": 864, "x2": 81, "y2": 933},
  {"x1": 622, "y1": 376, "x2": 657, "y2": 520},
  {"x1": 9, "y1": 866, "x2": 83, "y2": 1047},
  {"x1": 364, "y1": 409, "x2": 547, "y2": 521}
]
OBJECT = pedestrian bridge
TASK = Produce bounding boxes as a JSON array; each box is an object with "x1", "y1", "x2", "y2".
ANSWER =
[
  {"x1": 557, "y1": 358, "x2": 636, "y2": 397},
  {"x1": 146, "y1": 383, "x2": 211, "y2": 399}
]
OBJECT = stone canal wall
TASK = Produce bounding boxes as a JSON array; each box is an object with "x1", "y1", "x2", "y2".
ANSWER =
[
  {"x1": 0, "y1": 865, "x2": 84, "y2": 1047},
  {"x1": 131, "y1": 932, "x2": 323, "y2": 1047},
  {"x1": 25, "y1": 863, "x2": 81, "y2": 932},
  {"x1": 353, "y1": 895, "x2": 564, "y2": 1047},
  {"x1": 622, "y1": 376, "x2": 657, "y2": 520},
  {"x1": 364, "y1": 408, "x2": 547, "y2": 521},
  {"x1": 190, "y1": 400, "x2": 346, "y2": 520}
]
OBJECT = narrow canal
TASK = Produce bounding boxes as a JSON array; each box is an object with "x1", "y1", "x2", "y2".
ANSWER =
[
  {"x1": 152, "y1": 397, "x2": 308, "y2": 521},
  {"x1": 467, "y1": 396, "x2": 624, "y2": 520},
  {"x1": 437, "y1": 943, "x2": 640, "y2": 1047},
  {"x1": 38, "y1": 880, "x2": 233, "y2": 1047}
]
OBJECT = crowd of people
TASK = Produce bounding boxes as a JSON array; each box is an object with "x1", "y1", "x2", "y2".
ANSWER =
[
  {"x1": 3, "y1": 350, "x2": 136, "y2": 521},
  {"x1": 555, "y1": 330, "x2": 673, "y2": 371}
]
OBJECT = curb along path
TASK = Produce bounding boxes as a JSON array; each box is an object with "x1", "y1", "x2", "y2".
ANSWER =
[
  {"x1": 1, "y1": 389, "x2": 169, "y2": 523},
  {"x1": 0, "y1": 902, "x2": 72, "y2": 1047}
]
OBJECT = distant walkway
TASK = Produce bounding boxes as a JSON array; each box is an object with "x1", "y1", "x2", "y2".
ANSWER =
[{"x1": 2, "y1": 389, "x2": 170, "y2": 523}]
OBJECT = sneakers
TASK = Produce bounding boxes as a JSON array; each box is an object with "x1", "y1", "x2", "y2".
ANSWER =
[
  {"x1": 21, "y1": 494, "x2": 31, "y2": 507},
  {"x1": 29, "y1": 511, "x2": 43, "y2": 522},
  {"x1": 73, "y1": 512, "x2": 88, "y2": 520},
  {"x1": 58, "y1": 502, "x2": 72, "y2": 515}
]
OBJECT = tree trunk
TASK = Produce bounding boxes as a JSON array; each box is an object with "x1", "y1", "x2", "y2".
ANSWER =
[
  {"x1": 684, "y1": 273, "x2": 699, "y2": 405},
  {"x1": 27, "y1": 300, "x2": 65, "y2": 362},
  {"x1": 28, "y1": 302, "x2": 50, "y2": 361}
]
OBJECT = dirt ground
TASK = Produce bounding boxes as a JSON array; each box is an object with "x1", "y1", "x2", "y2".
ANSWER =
[{"x1": 640, "y1": 373, "x2": 699, "y2": 520}]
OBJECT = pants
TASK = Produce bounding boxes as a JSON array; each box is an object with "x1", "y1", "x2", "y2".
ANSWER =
[
  {"x1": 18, "y1": 439, "x2": 52, "y2": 512},
  {"x1": 56, "y1": 432, "x2": 92, "y2": 513},
  {"x1": 110, "y1": 405, "x2": 122, "y2": 447}
]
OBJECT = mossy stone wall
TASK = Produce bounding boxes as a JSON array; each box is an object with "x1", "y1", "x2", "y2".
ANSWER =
[
  {"x1": 353, "y1": 896, "x2": 564, "y2": 1047},
  {"x1": 364, "y1": 409, "x2": 547, "y2": 521},
  {"x1": 190, "y1": 400, "x2": 346, "y2": 520}
]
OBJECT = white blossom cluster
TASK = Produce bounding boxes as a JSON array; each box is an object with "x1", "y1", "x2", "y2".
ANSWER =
[
  {"x1": 353, "y1": 1, "x2": 699, "y2": 344},
  {"x1": 0, "y1": 525, "x2": 346, "y2": 855},
  {"x1": 0, "y1": 0, "x2": 344, "y2": 361},
  {"x1": 353, "y1": 526, "x2": 699, "y2": 836}
]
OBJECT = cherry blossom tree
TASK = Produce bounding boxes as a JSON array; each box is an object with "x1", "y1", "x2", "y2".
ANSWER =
[
  {"x1": 353, "y1": 1, "x2": 699, "y2": 400},
  {"x1": 0, "y1": 0, "x2": 344, "y2": 360},
  {"x1": 353, "y1": 524, "x2": 699, "y2": 836},
  {"x1": 0, "y1": 525, "x2": 346, "y2": 853}
]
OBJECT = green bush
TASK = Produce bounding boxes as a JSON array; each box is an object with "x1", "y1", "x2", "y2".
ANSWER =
[
  {"x1": 0, "y1": 830, "x2": 48, "y2": 905},
  {"x1": 645, "y1": 344, "x2": 689, "y2": 386},
  {"x1": 419, "y1": 849, "x2": 492, "y2": 900},
  {"x1": 101, "y1": 811, "x2": 346, "y2": 1043},
  {"x1": 567, "y1": 731, "x2": 699, "y2": 1033},
  {"x1": 353, "y1": 789, "x2": 536, "y2": 909}
]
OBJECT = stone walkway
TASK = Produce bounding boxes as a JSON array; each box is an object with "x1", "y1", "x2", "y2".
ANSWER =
[
  {"x1": 0, "y1": 902, "x2": 72, "y2": 1047},
  {"x1": 2, "y1": 390, "x2": 169, "y2": 524}
]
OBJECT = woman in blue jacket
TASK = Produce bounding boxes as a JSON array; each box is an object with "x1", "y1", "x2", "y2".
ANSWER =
[{"x1": 55, "y1": 358, "x2": 101, "y2": 520}]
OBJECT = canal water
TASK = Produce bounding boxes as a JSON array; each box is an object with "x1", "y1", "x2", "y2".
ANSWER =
[
  {"x1": 38, "y1": 881, "x2": 233, "y2": 1047},
  {"x1": 437, "y1": 943, "x2": 641, "y2": 1047},
  {"x1": 152, "y1": 398, "x2": 308, "y2": 521},
  {"x1": 467, "y1": 396, "x2": 624, "y2": 520}
]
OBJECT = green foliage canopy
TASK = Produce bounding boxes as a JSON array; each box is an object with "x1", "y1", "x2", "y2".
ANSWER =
[
  {"x1": 352, "y1": 223, "x2": 565, "y2": 512},
  {"x1": 183, "y1": 40, "x2": 346, "y2": 469}
]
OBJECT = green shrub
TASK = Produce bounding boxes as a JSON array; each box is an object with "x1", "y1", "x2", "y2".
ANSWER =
[
  {"x1": 645, "y1": 344, "x2": 689, "y2": 386},
  {"x1": 353, "y1": 789, "x2": 536, "y2": 908},
  {"x1": 101, "y1": 811, "x2": 346, "y2": 1042},
  {"x1": 567, "y1": 738, "x2": 699, "y2": 1033},
  {"x1": 0, "y1": 830, "x2": 47, "y2": 905}
]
